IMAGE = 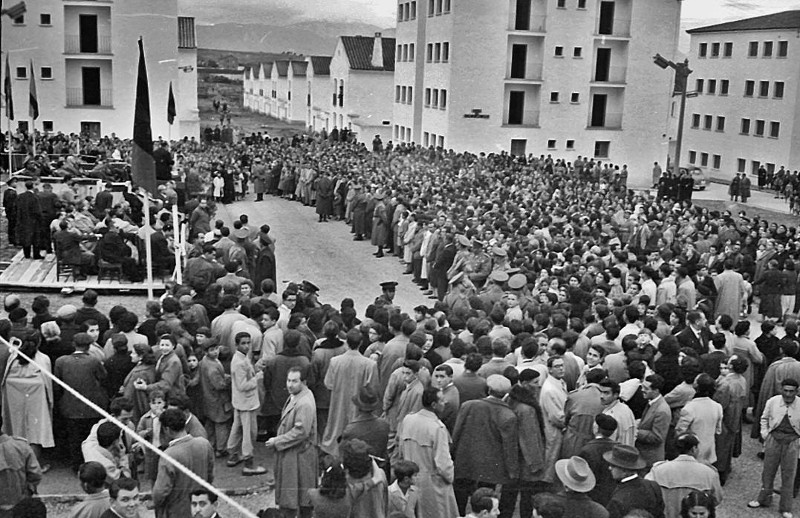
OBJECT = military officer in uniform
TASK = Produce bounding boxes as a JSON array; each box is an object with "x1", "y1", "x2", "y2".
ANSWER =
[
  {"x1": 463, "y1": 239, "x2": 492, "y2": 290},
  {"x1": 479, "y1": 270, "x2": 508, "y2": 310},
  {"x1": 375, "y1": 281, "x2": 399, "y2": 312},
  {"x1": 491, "y1": 246, "x2": 510, "y2": 273},
  {"x1": 507, "y1": 273, "x2": 532, "y2": 313}
]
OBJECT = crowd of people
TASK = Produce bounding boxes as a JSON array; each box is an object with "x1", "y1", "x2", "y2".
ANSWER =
[{"x1": 2, "y1": 128, "x2": 800, "y2": 518}]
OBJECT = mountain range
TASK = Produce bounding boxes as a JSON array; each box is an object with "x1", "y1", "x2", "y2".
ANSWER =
[{"x1": 197, "y1": 21, "x2": 393, "y2": 56}]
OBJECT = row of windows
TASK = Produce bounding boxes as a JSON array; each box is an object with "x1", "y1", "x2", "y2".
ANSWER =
[
  {"x1": 547, "y1": 139, "x2": 577, "y2": 150},
  {"x1": 10, "y1": 13, "x2": 51, "y2": 25},
  {"x1": 556, "y1": 0, "x2": 588, "y2": 8},
  {"x1": 687, "y1": 151, "x2": 722, "y2": 170},
  {"x1": 740, "y1": 118, "x2": 780, "y2": 138},
  {"x1": 395, "y1": 85, "x2": 413, "y2": 104},
  {"x1": 428, "y1": 0, "x2": 451, "y2": 16},
  {"x1": 747, "y1": 40, "x2": 788, "y2": 58},
  {"x1": 397, "y1": 1, "x2": 417, "y2": 22},
  {"x1": 744, "y1": 80, "x2": 784, "y2": 99},
  {"x1": 14, "y1": 66, "x2": 53, "y2": 80},
  {"x1": 424, "y1": 88, "x2": 447, "y2": 109},
  {"x1": 396, "y1": 43, "x2": 416, "y2": 62},
  {"x1": 426, "y1": 42, "x2": 450, "y2": 63},
  {"x1": 423, "y1": 132, "x2": 445, "y2": 148},
  {"x1": 690, "y1": 114, "x2": 726, "y2": 132},
  {"x1": 738, "y1": 159, "x2": 777, "y2": 175},
  {"x1": 698, "y1": 42, "x2": 733, "y2": 58},
  {"x1": 394, "y1": 125, "x2": 412, "y2": 142},
  {"x1": 550, "y1": 91, "x2": 581, "y2": 103},
  {"x1": 554, "y1": 46, "x2": 582, "y2": 58},
  {"x1": 694, "y1": 79, "x2": 729, "y2": 96}
]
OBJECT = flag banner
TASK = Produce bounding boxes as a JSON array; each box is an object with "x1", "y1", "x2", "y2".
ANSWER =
[
  {"x1": 4, "y1": 55, "x2": 14, "y2": 121},
  {"x1": 131, "y1": 37, "x2": 157, "y2": 195},
  {"x1": 29, "y1": 60, "x2": 38, "y2": 120},
  {"x1": 167, "y1": 81, "x2": 176, "y2": 125}
]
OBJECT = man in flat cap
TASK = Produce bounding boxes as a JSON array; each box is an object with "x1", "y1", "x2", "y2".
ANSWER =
[
  {"x1": 452, "y1": 374, "x2": 519, "y2": 515},
  {"x1": 579, "y1": 413, "x2": 620, "y2": 507}
]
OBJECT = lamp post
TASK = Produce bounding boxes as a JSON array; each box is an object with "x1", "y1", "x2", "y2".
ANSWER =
[{"x1": 653, "y1": 53, "x2": 691, "y2": 175}]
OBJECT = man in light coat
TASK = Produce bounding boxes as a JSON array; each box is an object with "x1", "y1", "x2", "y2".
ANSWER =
[
  {"x1": 635, "y1": 374, "x2": 672, "y2": 468},
  {"x1": 714, "y1": 259, "x2": 745, "y2": 325},
  {"x1": 674, "y1": 374, "x2": 723, "y2": 465},
  {"x1": 646, "y1": 434, "x2": 722, "y2": 518},
  {"x1": 395, "y1": 386, "x2": 459, "y2": 518},
  {"x1": 321, "y1": 329, "x2": 379, "y2": 457},
  {"x1": 265, "y1": 366, "x2": 318, "y2": 518},
  {"x1": 225, "y1": 332, "x2": 266, "y2": 475},
  {"x1": 540, "y1": 356, "x2": 568, "y2": 484},
  {"x1": 152, "y1": 409, "x2": 214, "y2": 518}
]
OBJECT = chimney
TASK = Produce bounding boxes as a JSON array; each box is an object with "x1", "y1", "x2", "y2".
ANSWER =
[{"x1": 371, "y1": 32, "x2": 384, "y2": 68}]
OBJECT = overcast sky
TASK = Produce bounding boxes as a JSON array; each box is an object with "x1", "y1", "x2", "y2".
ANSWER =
[{"x1": 189, "y1": 0, "x2": 800, "y2": 28}]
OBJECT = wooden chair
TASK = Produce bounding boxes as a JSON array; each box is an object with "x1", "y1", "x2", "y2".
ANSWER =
[
  {"x1": 97, "y1": 259, "x2": 123, "y2": 282},
  {"x1": 54, "y1": 241, "x2": 76, "y2": 282}
]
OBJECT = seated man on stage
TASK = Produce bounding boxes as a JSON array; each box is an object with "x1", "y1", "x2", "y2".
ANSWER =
[
  {"x1": 53, "y1": 219, "x2": 96, "y2": 280},
  {"x1": 96, "y1": 218, "x2": 143, "y2": 282},
  {"x1": 150, "y1": 224, "x2": 176, "y2": 276}
]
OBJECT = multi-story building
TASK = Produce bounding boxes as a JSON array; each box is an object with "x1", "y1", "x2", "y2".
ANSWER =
[
  {"x1": 306, "y1": 56, "x2": 333, "y2": 132},
  {"x1": 392, "y1": 0, "x2": 682, "y2": 187},
  {"x1": 683, "y1": 11, "x2": 799, "y2": 178},
  {"x1": 287, "y1": 61, "x2": 309, "y2": 124},
  {"x1": 330, "y1": 33, "x2": 395, "y2": 141},
  {"x1": 1, "y1": 0, "x2": 199, "y2": 139}
]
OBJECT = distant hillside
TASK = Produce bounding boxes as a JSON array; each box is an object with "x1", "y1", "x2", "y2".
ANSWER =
[
  {"x1": 197, "y1": 21, "x2": 394, "y2": 56},
  {"x1": 198, "y1": 49, "x2": 304, "y2": 70}
]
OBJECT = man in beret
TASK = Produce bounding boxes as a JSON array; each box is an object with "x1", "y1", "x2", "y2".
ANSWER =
[{"x1": 452, "y1": 374, "x2": 519, "y2": 515}]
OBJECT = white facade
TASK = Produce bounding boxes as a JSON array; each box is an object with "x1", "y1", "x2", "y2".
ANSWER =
[
  {"x1": 392, "y1": 0, "x2": 682, "y2": 187},
  {"x1": 1, "y1": 0, "x2": 199, "y2": 140},
  {"x1": 287, "y1": 61, "x2": 309, "y2": 124},
  {"x1": 683, "y1": 15, "x2": 800, "y2": 178},
  {"x1": 329, "y1": 34, "x2": 395, "y2": 142},
  {"x1": 306, "y1": 56, "x2": 333, "y2": 132}
]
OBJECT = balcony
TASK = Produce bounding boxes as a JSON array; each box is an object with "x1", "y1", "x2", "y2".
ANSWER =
[
  {"x1": 591, "y1": 66, "x2": 627, "y2": 85},
  {"x1": 595, "y1": 18, "x2": 631, "y2": 39},
  {"x1": 510, "y1": 15, "x2": 546, "y2": 34},
  {"x1": 66, "y1": 88, "x2": 113, "y2": 107},
  {"x1": 506, "y1": 62, "x2": 543, "y2": 83},
  {"x1": 587, "y1": 111, "x2": 623, "y2": 129},
  {"x1": 65, "y1": 35, "x2": 112, "y2": 55}
]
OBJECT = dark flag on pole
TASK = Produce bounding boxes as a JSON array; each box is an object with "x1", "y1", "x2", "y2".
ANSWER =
[
  {"x1": 29, "y1": 60, "x2": 38, "y2": 120},
  {"x1": 4, "y1": 55, "x2": 14, "y2": 121},
  {"x1": 167, "y1": 81, "x2": 176, "y2": 125},
  {"x1": 131, "y1": 37, "x2": 156, "y2": 195}
]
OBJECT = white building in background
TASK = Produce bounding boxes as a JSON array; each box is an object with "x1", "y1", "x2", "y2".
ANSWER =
[
  {"x1": 682, "y1": 11, "x2": 800, "y2": 178},
  {"x1": 287, "y1": 61, "x2": 309, "y2": 124},
  {"x1": 306, "y1": 56, "x2": 333, "y2": 132},
  {"x1": 1, "y1": 0, "x2": 199, "y2": 140},
  {"x1": 330, "y1": 33, "x2": 395, "y2": 141},
  {"x1": 392, "y1": 0, "x2": 682, "y2": 187}
]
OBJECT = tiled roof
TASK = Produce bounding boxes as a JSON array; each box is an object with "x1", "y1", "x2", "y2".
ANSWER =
[
  {"x1": 251, "y1": 67, "x2": 258, "y2": 80},
  {"x1": 341, "y1": 35, "x2": 396, "y2": 71},
  {"x1": 309, "y1": 55, "x2": 331, "y2": 76},
  {"x1": 687, "y1": 10, "x2": 800, "y2": 33},
  {"x1": 290, "y1": 61, "x2": 308, "y2": 76},
  {"x1": 261, "y1": 62, "x2": 273, "y2": 79},
  {"x1": 177, "y1": 17, "x2": 196, "y2": 49},
  {"x1": 274, "y1": 60, "x2": 289, "y2": 77}
]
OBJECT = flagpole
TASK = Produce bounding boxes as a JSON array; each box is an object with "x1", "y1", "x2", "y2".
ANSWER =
[{"x1": 143, "y1": 193, "x2": 154, "y2": 300}]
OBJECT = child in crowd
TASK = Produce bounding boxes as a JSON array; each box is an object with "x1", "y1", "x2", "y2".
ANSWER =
[
  {"x1": 388, "y1": 460, "x2": 420, "y2": 518},
  {"x1": 135, "y1": 389, "x2": 166, "y2": 482}
]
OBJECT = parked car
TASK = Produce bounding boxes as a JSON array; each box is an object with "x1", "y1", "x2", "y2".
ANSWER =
[{"x1": 667, "y1": 166, "x2": 707, "y2": 190}]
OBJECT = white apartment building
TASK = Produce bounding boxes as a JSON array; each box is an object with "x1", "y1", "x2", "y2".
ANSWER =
[
  {"x1": 684, "y1": 11, "x2": 800, "y2": 178},
  {"x1": 1, "y1": 0, "x2": 199, "y2": 140},
  {"x1": 392, "y1": 0, "x2": 682, "y2": 187},
  {"x1": 330, "y1": 33, "x2": 395, "y2": 141},
  {"x1": 306, "y1": 56, "x2": 333, "y2": 132}
]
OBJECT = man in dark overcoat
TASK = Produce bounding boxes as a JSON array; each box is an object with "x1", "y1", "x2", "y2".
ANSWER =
[{"x1": 15, "y1": 181, "x2": 43, "y2": 259}]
